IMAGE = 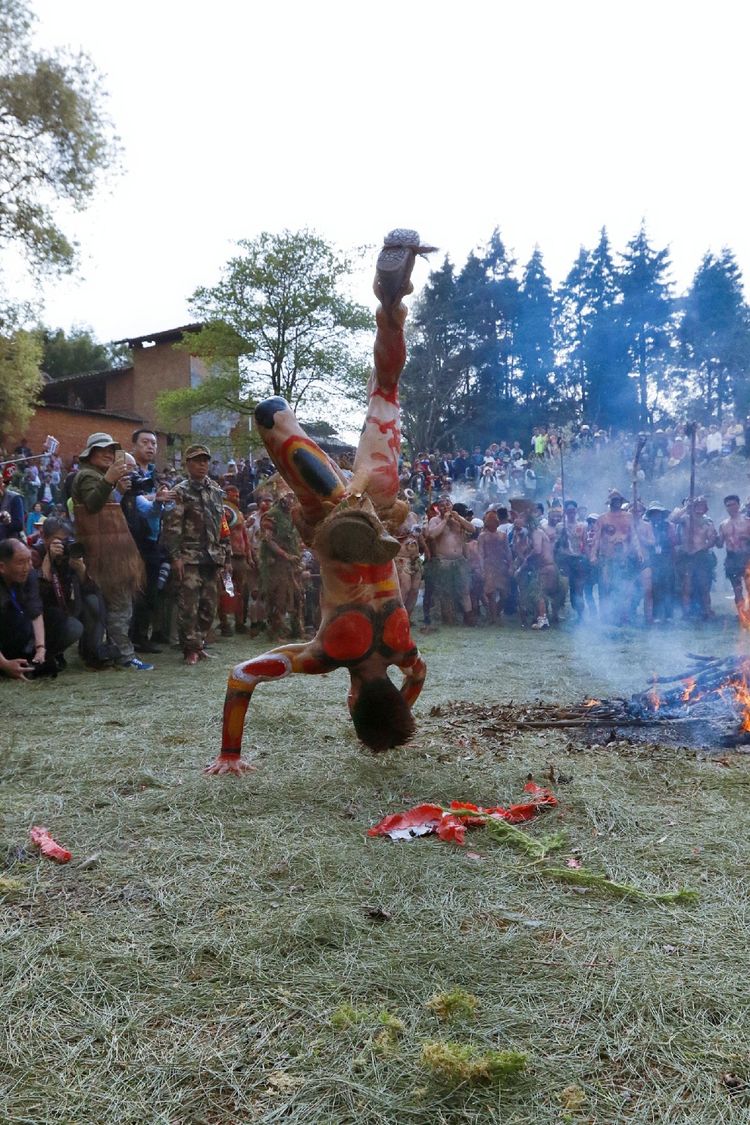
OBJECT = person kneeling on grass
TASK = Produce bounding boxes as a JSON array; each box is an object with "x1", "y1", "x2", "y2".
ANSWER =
[
  {"x1": 35, "y1": 519, "x2": 117, "y2": 670},
  {"x1": 0, "y1": 538, "x2": 79, "y2": 679}
]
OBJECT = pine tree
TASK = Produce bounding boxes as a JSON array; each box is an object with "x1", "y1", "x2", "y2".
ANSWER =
[
  {"x1": 515, "y1": 247, "x2": 555, "y2": 410},
  {"x1": 555, "y1": 247, "x2": 590, "y2": 414},
  {"x1": 619, "y1": 224, "x2": 675, "y2": 426},
  {"x1": 680, "y1": 249, "x2": 750, "y2": 420},
  {"x1": 453, "y1": 230, "x2": 520, "y2": 442},
  {"x1": 556, "y1": 230, "x2": 635, "y2": 428},
  {"x1": 400, "y1": 259, "x2": 473, "y2": 453}
]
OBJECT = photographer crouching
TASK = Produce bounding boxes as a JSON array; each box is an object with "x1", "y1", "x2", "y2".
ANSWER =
[
  {"x1": 35, "y1": 519, "x2": 116, "y2": 670},
  {"x1": 0, "y1": 538, "x2": 79, "y2": 680}
]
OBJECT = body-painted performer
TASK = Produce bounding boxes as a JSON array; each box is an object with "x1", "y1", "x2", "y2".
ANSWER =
[
  {"x1": 206, "y1": 231, "x2": 435, "y2": 775},
  {"x1": 717, "y1": 494, "x2": 750, "y2": 622}
]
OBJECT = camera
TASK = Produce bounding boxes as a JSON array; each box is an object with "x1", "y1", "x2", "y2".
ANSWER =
[
  {"x1": 129, "y1": 473, "x2": 159, "y2": 496},
  {"x1": 57, "y1": 539, "x2": 86, "y2": 563}
]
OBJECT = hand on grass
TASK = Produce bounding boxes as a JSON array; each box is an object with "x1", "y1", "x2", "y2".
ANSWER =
[{"x1": 203, "y1": 754, "x2": 256, "y2": 777}]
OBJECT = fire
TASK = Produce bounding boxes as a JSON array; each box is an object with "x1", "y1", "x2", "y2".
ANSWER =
[
  {"x1": 681, "y1": 677, "x2": 697, "y2": 703},
  {"x1": 583, "y1": 698, "x2": 601, "y2": 708},
  {"x1": 727, "y1": 677, "x2": 750, "y2": 733},
  {"x1": 646, "y1": 688, "x2": 661, "y2": 712},
  {"x1": 740, "y1": 563, "x2": 750, "y2": 630}
]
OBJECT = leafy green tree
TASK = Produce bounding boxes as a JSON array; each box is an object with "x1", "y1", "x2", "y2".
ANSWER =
[
  {"x1": 0, "y1": 325, "x2": 42, "y2": 436},
  {"x1": 156, "y1": 229, "x2": 371, "y2": 428},
  {"x1": 0, "y1": 0, "x2": 117, "y2": 432},
  {"x1": 515, "y1": 247, "x2": 555, "y2": 409},
  {"x1": 680, "y1": 249, "x2": 750, "y2": 420},
  {"x1": 619, "y1": 224, "x2": 675, "y2": 426},
  {"x1": 0, "y1": 0, "x2": 118, "y2": 293},
  {"x1": 41, "y1": 325, "x2": 127, "y2": 379}
]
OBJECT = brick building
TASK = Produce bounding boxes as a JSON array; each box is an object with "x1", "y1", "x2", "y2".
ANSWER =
[{"x1": 10, "y1": 324, "x2": 216, "y2": 467}]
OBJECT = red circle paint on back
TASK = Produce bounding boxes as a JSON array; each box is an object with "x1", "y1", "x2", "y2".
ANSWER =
[
  {"x1": 321, "y1": 611, "x2": 373, "y2": 661},
  {"x1": 382, "y1": 606, "x2": 412, "y2": 651}
]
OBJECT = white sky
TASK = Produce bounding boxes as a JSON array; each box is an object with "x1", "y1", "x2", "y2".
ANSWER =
[{"x1": 29, "y1": 0, "x2": 749, "y2": 344}]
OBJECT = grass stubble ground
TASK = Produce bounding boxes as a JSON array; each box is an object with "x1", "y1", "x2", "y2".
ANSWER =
[{"x1": 2, "y1": 618, "x2": 750, "y2": 1124}]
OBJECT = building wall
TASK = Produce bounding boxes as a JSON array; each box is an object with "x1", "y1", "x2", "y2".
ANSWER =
[
  {"x1": 104, "y1": 369, "x2": 136, "y2": 414},
  {"x1": 8, "y1": 406, "x2": 168, "y2": 468},
  {"x1": 131, "y1": 340, "x2": 192, "y2": 431}
]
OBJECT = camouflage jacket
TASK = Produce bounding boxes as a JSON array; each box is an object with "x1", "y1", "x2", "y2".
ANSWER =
[{"x1": 161, "y1": 477, "x2": 230, "y2": 566}]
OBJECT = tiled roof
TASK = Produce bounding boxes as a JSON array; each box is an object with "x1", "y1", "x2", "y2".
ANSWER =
[
  {"x1": 113, "y1": 323, "x2": 203, "y2": 347},
  {"x1": 41, "y1": 365, "x2": 133, "y2": 387}
]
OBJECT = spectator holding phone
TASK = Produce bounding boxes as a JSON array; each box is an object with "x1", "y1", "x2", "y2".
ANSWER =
[{"x1": 70, "y1": 433, "x2": 152, "y2": 671}]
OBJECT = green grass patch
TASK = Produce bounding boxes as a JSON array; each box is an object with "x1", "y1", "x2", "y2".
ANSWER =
[{"x1": 3, "y1": 623, "x2": 750, "y2": 1121}]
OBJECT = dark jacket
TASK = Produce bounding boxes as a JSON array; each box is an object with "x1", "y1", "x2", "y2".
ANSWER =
[{"x1": 0, "y1": 488, "x2": 25, "y2": 540}]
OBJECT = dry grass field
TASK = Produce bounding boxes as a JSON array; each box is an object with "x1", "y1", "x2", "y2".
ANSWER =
[{"x1": 3, "y1": 618, "x2": 750, "y2": 1124}]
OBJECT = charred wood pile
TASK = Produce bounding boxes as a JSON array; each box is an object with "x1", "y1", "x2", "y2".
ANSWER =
[{"x1": 431, "y1": 653, "x2": 750, "y2": 749}]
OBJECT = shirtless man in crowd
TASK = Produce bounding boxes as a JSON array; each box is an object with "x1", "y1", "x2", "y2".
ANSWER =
[
  {"x1": 591, "y1": 490, "x2": 643, "y2": 625},
  {"x1": 717, "y1": 493, "x2": 750, "y2": 621},
  {"x1": 632, "y1": 499, "x2": 656, "y2": 625},
  {"x1": 395, "y1": 526, "x2": 424, "y2": 623},
  {"x1": 512, "y1": 509, "x2": 559, "y2": 629},
  {"x1": 555, "y1": 500, "x2": 588, "y2": 621},
  {"x1": 673, "y1": 496, "x2": 717, "y2": 620},
  {"x1": 425, "y1": 497, "x2": 475, "y2": 625},
  {"x1": 477, "y1": 509, "x2": 513, "y2": 624}
]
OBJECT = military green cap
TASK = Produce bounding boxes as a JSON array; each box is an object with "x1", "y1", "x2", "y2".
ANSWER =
[{"x1": 184, "y1": 443, "x2": 210, "y2": 460}]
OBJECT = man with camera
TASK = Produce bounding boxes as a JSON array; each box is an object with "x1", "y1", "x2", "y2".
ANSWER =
[
  {"x1": 120, "y1": 431, "x2": 176, "y2": 652},
  {"x1": 35, "y1": 518, "x2": 114, "y2": 669},
  {"x1": 0, "y1": 538, "x2": 81, "y2": 679}
]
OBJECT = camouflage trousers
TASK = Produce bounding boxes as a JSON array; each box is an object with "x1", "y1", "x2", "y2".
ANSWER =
[{"x1": 178, "y1": 563, "x2": 219, "y2": 653}]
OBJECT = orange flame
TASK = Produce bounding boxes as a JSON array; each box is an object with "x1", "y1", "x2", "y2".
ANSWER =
[
  {"x1": 646, "y1": 688, "x2": 661, "y2": 711},
  {"x1": 583, "y1": 698, "x2": 602, "y2": 708},
  {"x1": 740, "y1": 563, "x2": 750, "y2": 630},
  {"x1": 727, "y1": 677, "x2": 750, "y2": 732},
  {"x1": 681, "y1": 677, "x2": 697, "y2": 703}
]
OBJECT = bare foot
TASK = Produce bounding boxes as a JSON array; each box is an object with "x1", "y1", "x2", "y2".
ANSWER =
[{"x1": 203, "y1": 754, "x2": 257, "y2": 776}]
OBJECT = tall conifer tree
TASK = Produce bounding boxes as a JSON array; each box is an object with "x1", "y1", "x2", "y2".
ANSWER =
[
  {"x1": 619, "y1": 224, "x2": 674, "y2": 426},
  {"x1": 680, "y1": 249, "x2": 750, "y2": 420},
  {"x1": 515, "y1": 247, "x2": 554, "y2": 409}
]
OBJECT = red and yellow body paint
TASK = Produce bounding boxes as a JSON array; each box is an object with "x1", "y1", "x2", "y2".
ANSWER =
[{"x1": 221, "y1": 646, "x2": 326, "y2": 754}]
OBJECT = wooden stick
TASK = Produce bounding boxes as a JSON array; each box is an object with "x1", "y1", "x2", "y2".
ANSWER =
[{"x1": 687, "y1": 420, "x2": 697, "y2": 549}]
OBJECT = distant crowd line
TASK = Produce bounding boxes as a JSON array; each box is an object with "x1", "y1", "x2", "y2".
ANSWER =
[
  {"x1": 2, "y1": 418, "x2": 750, "y2": 682},
  {"x1": 398, "y1": 418, "x2": 750, "y2": 501}
]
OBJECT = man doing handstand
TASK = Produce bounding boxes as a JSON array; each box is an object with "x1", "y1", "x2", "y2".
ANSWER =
[{"x1": 205, "y1": 231, "x2": 434, "y2": 775}]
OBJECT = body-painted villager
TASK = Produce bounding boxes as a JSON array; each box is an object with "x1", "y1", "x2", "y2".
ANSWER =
[
  {"x1": 590, "y1": 491, "x2": 643, "y2": 626},
  {"x1": 478, "y1": 510, "x2": 512, "y2": 624},
  {"x1": 395, "y1": 529, "x2": 423, "y2": 622},
  {"x1": 717, "y1": 494, "x2": 750, "y2": 623},
  {"x1": 673, "y1": 496, "x2": 717, "y2": 621},
  {"x1": 218, "y1": 487, "x2": 252, "y2": 636},
  {"x1": 258, "y1": 493, "x2": 304, "y2": 640},
  {"x1": 207, "y1": 230, "x2": 434, "y2": 775},
  {"x1": 425, "y1": 497, "x2": 474, "y2": 625}
]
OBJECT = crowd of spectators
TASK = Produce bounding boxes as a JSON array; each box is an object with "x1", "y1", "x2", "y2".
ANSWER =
[
  {"x1": 0, "y1": 427, "x2": 281, "y2": 675},
  {"x1": 3, "y1": 415, "x2": 750, "y2": 682},
  {"x1": 399, "y1": 418, "x2": 750, "y2": 503}
]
